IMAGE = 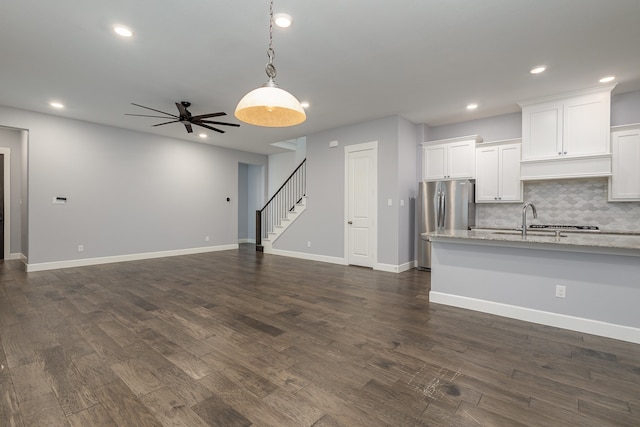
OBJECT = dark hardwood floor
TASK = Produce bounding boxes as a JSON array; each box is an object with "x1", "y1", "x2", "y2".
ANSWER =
[{"x1": 1, "y1": 244, "x2": 639, "y2": 426}]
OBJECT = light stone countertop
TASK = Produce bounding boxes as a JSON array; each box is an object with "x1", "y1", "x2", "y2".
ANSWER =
[{"x1": 423, "y1": 229, "x2": 640, "y2": 257}]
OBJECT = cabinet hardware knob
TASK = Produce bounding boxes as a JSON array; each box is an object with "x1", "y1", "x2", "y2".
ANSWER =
[
  {"x1": 348, "y1": 221, "x2": 353, "y2": 224},
  {"x1": 564, "y1": 151, "x2": 567, "y2": 155}
]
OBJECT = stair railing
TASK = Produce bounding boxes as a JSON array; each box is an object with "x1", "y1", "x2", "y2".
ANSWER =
[{"x1": 256, "y1": 159, "x2": 306, "y2": 251}]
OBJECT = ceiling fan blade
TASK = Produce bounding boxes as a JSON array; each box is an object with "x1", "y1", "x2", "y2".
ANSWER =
[
  {"x1": 184, "y1": 123, "x2": 193, "y2": 133},
  {"x1": 131, "y1": 103, "x2": 177, "y2": 117},
  {"x1": 194, "y1": 122, "x2": 225, "y2": 134},
  {"x1": 199, "y1": 120, "x2": 240, "y2": 127},
  {"x1": 176, "y1": 102, "x2": 189, "y2": 117},
  {"x1": 190, "y1": 112, "x2": 227, "y2": 120},
  {"x1": 125, "y1": 113, "x2": 179, "y2": 119},
  {"x1": 151, "y1": 120, "x2": 179, "y2": 127}
]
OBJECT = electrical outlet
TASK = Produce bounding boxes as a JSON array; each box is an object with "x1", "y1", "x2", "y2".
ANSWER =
[
  {"x1": 205, "y1": 236, "x2": 210, "y2": 242},
  {"x1": 555, "y1": 285, "x2": 566, "y2": 299},
  {"x1": 78, "y1": 245, "x2": 84, "y2": 252},
  {"x1": 307, "y1": 241, "x2": 311, "y2": 247}
]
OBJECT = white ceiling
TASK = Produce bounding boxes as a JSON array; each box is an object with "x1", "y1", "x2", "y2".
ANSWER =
[{"x1": 1, "y1": 0, "x2": 640, "y2": 155}]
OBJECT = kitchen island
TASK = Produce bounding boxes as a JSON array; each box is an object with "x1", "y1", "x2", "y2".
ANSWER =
[{"x1": 425, "y1": 230, "x2": 640, "y2": 344}]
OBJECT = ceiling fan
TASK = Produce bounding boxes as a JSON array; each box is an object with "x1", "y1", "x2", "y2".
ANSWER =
[{"x1": 126, "y1": 101, "x2": 240, "y2": 134}]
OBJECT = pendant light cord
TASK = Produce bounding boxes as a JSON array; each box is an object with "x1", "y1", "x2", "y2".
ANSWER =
[{"x1": 265, "y1": 0, "x2": 277, "y2": 80}]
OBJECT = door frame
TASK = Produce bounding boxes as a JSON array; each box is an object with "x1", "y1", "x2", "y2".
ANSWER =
[
  {"x1": 0, "y1": 147, "x2": 10, "y2": 260},
  {"x1": 344, "y1": 141, "x2": 378, "y2": 267}
]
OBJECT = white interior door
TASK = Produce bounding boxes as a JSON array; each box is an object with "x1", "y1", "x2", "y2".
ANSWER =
[{"x1": 345, "y1": 142, "x2": 377, "y2": 267}]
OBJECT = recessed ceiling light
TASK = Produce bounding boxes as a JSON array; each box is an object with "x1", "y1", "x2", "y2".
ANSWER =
[
  {"x1": 274, "y1": 13, "x2": 293, "y2": 28},
  {"x1": 599, "y1": 76, "x2": 615, "y2": 83},
  {"x1": 530, "y1": 66, "x2": 546, "y2": 74},
  {"x1": 50, "y1": 102, "x2": 64, "y2": 109},
  {"x1": 466, "y1": 103, "x2": 478, "y2": 110},
  {"x1": 113, "y1": 25, "x2": 133, "y2": 37},
  {"x1": 199, "y1": 133, "x2": 207, "y2": 138},
  {"x1": 300, "y1": 101, "x2": 309, "y2": 109}
]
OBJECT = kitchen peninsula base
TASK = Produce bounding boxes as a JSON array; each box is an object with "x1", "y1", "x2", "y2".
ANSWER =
[{"x1": 429, "y1": 234, "x2": 640, "y2": 344}]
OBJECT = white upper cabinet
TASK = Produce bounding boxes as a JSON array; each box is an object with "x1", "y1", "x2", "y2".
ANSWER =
[
  {"x1": 422, "y1": 135, "x2": 481, "y2": 181},
  {"x1": 519, "y1": 85, "x2": 615, "y2": 180},
  {"x1": 475, "y1": 140, "x2": 522, "y2": 203},
  {"x1": 609, "y1": 125, "x2": 640, "y2": 201},
  {"x1": 523, "y1": 101, "x2": 563, "y2": 160},
  {"x1": 423, "y1": 144, "x2": 447, "y2": 180},
  {"x1": 563, "y1": 92, "x2": 611, "y2": 156}
]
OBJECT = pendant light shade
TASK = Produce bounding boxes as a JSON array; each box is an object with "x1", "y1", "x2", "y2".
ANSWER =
[
  {"x1": 235, "y1": 80, "x2": 306, "y2": 127},
  {"x1": 235, "y1": 0, "x2": 306, "y2": 127}
]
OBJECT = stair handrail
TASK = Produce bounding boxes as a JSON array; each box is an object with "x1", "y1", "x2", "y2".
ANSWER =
[
  {"x1": 256, "y1": 158, "x2": 306, "y2": 251},
  {"x1": 260, "y1": 158, "x2": 306, "y2": 213}
]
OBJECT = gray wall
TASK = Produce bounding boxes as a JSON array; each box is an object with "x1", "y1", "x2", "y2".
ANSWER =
[
  {"x1": 398, "y1": 116, "x2": 418, "y2": 265},
  {"x1": 274, "y1": 115, "x2": 416, "y2": 267},
  {"x1": 426, "y1": 112, "x2": 522, "y2": 143},
  {"x1": 0, "y1": 126, "x2": 26, "y2": 256},
  {"x1": 21, "y1": 130, "x2": 29, "y2": 258},
  {"x1": 267, "y1": 138, "x2": 306, "y2": 198},
  {"x1": 247, "y1": 164, "x2": 263, "y2": 241},
  {"x1": 237, "y1": 163, "x2": 262, "y2": 242},
  {"x1": 431, "y1": 241, "x2": 640, "y2": 330},
  {"x1": 238, "y1": 163, "x2": 249, "y2": 240},
  {"x1": 611, "y1": 89, "x2": 640, "y2": 126},
  {"x1": 0, "y1": 105, "x2": 267, "y2": 265}
]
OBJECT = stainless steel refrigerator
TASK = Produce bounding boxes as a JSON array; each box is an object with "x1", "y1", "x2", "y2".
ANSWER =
[{"x1": 417, "y1": 180, "x2": 476, "y2": 270}]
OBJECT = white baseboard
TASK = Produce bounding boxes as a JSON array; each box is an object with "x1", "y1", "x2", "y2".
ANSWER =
[
  {"x1": 268, "y1": 248, "x2": 346, "y2": 266},
  {"x1": 238, "y1": 238, "x2": 256, "y2": 244},
  {"x1": 25, "y1": 244, "x2": 239, "y2": 272},
  {"x1": 375, "y1": 260, "x2": 416, "y2": 273},
  {"x1": 430, "y1": 291, "x2": 640, "y2": 345},
  {"x1": 7, "y1": 252, "x2": 23, "y2": 261}
]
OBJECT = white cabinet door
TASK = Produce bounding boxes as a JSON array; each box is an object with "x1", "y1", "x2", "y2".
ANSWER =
[
  {"x1": 475, "y1": 142, "x2": 522, "y2": 203},
  {"x1": 610, "y1": 128, "x2": 640, "y2": 201},
  {"x1": 448, "y1": 140, "x2": 476, "y2": 179},
  {"x1": 498, "y1": 144, "x2": 522, "y2": 201},
  {"x1": 423, "y1": 144, "x2": 447, "y2": 180},
  {"x1": 422, "y1": 137, "x2": 478, "y2": 181},
  {"x1": 475, "y1": 146, "x2": 499, "y2": 202},
  {"x1": 522, "y1": 101, "x2": 562, "y2": 160},
  {"x1": 564, "y1": 92, "x2": 609, "y2": 156},
  {"x1": 521, "y1": 86, "x2": 613, "y2": 165}
]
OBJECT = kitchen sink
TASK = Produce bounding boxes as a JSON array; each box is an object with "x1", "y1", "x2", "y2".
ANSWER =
[{"x1": 489, "y1": 230, "x2": 567, "y2": 238}]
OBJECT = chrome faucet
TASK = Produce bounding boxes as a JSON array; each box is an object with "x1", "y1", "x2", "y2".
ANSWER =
[{"x1": 522, "y1": 203, "x2": 538, "y2": 238}]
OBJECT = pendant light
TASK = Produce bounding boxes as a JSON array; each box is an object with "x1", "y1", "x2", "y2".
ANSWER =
[{"x1": 234, "y1": 0, "x2": 306, "y2": 127}]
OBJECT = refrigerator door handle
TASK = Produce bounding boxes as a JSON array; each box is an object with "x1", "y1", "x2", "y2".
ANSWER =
[
  {"x1": 436, "y1": 191, "x2": 443, "y2": 230},
  {"x1": 439, "y1": 192, "x2": 446, "y2": 229}
]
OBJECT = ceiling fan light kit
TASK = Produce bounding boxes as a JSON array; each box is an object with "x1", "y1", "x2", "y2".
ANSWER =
[{"x1": 235, "y1": 0, "x2": 306, "y2": 128}]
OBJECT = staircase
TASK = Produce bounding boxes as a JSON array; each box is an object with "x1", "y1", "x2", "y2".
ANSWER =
[{"x1": 256, "y1": 159, "x2": 306, "y2": 252}]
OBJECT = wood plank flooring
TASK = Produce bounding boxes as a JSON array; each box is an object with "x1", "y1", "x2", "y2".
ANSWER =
[{"x1": 1, "y1": 244, "x2": 639, "y2": 426}]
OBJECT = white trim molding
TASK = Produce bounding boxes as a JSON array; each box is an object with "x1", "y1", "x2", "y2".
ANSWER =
[
  {"x1": 25, "y1": 244, "x2": 239, "y2": 272},
  {"x1": 268, "y1": 248, "x2": 346, "y2": 266},
  {"x1": 430, "y1": 292, "x2": 640, "y2": 345},
  {"x1": 375, "y1": 260, "x2": 416, "y2": 273},
  {"x1": 0, "y1": 147, "x2": 10, "y2": 260}
]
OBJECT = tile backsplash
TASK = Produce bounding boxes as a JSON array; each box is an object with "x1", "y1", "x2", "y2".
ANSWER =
[{"x1": 477, "y1": 178, "x2": 640, "y2": 231}]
